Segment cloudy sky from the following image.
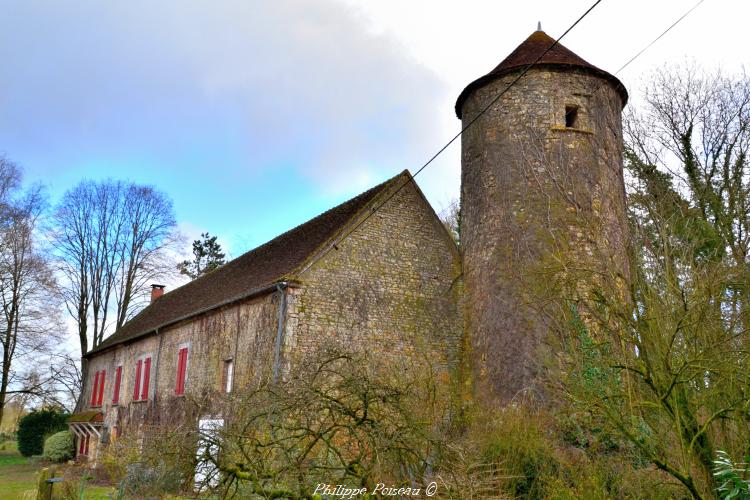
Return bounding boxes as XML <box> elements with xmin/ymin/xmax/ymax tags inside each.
<box><xmin>0</xmin><ymin>0</ymin><xmax>746</xmax><ymax>259</ymax></box>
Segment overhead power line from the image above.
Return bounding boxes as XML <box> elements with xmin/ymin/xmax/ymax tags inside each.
<box><xmin>299</xmin><ymin>0</ymin><xmax>603</xmax><ymax>274</ymax></box>
<box><xmin>611</xmin><ymin>0</ymin><xmax>705</xmax><ymax>77</ymax></box>
<box><xmin>301</xmin><ymin>0</ymin><xmax>706</xmax><ymax>273</ymax></box>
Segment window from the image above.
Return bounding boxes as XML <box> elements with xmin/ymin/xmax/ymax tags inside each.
<box><xmin>112</xmin><ymin>366</ymin><xmax>122</xmax><ymax>404</ymax></box>
<box><xmin>175</xmin><ymin>346</ymin><xmax>189</xmax><ymax>396</ymax></box>
<box><xmin>133</xmin><ymin>356</ymin><xmax>152</xmax><ymax>401</ymax></box>
<box><xmin>565</xmin><ymin>105</ymin><xmax>579</xmax><ymax>128</ymax></box>
<box><xmin>90</xmin><ymin>371</ymin><xmax>99</xmax><ymax>406</ymax></box>
<box><xmin>196</xmin><ymin>418</ymin><xmax>224</xmax><ymax>488</ymax></box>
<box><xmin>222</xmin><ymin>359</ymin><xmax>234</xmax><ymax>393</ymax></box>
<box><xmin>90</xmin><ymin>369</ymin><xmax>105</xmax><ymax>407</ymax></box>
<box><xmin>97</xmin><ymin>370</ymin><xmax>105</xmax><ymax>406</ymax></box>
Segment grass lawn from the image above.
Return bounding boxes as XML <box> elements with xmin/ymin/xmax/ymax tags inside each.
<box><xmin>0</xmin><ymin>441</ymin><xmax>115</xmax><ymax>500</ymax></box>
<box><xmin>0</xmin><ymin>452</ymin><xmax>38</xmax><ymax>499</ymax></box>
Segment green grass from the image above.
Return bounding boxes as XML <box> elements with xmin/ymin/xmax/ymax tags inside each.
<box><xmin>0</xmin><ymin>441</ymin><xmax>114</xmax><ymax>499</ymax></box>
<box><xmin>0</xmin><ymin>449</ymin><xmax>38</xmax><ymax>500</ymax></box>
<box><xmin>0</xmin><ymin>439</ymin><xmax>18</xmax><ymax>452</ymax></box>
<box><xmin>0</xmin><ymin>453</ymin><xmax>28</xmax><ymax>466</ymax></box>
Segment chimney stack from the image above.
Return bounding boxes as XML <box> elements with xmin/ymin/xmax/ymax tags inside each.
<box><xmin>150</xmin><ymin>284</ymin><xmax>165</xmax><ymax>303</ymax></box>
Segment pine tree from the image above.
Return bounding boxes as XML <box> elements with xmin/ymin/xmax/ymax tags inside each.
<box><xmin>178</xmin><ymin>232</ymin><xmax>226</xmax><ymax>280</ymax></box>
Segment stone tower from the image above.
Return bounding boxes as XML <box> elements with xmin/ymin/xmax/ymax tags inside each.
<box><xmin>456</xmin><ymin>29</ymin><xmax>629</xmax><ymax>402</ymax></box>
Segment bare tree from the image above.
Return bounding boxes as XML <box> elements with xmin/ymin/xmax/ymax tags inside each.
<box><xmin>115</xmin><ymin>184</ymin><xmax>181</xmax><ymax>328</ymax></box>
<box><xmin>625</xmin><ymin>63</ymin><xmax>750</xmax><ymax>330</ymax></box>
<box><xmin>0</xmin><ymin>159</ymin><xmax>61</xmax><ymax>425</ymax></box>
<box><xmin>51</xmin><ymin>180</ymin><xmax>179</xmax><ymax>362</ymax></box>
<box><xmin>47</xmin><ymin>352</ymin><xmax>83</xmax><ymax>412</ymax></box>
<box><xmin>438</xmin><ymin>199</ymin><xmax>461</xmax><ymax>246</ymax></box>
<box><xmin>0</xmin><ymin>156</ymin><xmax>21</xmax><ymax>218</ymax></box>
<box><xmin>538</xmin><ymin>64</ymin><xmax>750</xmax><ymax>500</ymax></box>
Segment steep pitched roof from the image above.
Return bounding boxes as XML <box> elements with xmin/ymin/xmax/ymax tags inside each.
<box><xmin>455</xmin><ymin>30</ymin><xmax>628</xmax><ymax>118</ymax></box>
<box><xmin>86</xmin><ymin>170</ymin><xmax>410</xmax><ymax>357</ymax></box>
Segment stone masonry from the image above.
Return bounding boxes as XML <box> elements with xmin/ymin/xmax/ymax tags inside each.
<box><xmin>74</xmin><ymin>28</ymin><xmax>631</xmax><ymax>460</ymax></box>
<box><xmin>458</xmin><ymin>36</ymin><xmax>629</xmax><ymax>402</ymax></box>
<box><xmin>75</xmin><ymin>171</ymin><xmax>463</xmax><ymax>461</ymax></box>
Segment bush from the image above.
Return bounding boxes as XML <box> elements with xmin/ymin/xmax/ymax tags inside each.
<box><xmin>124</xmin><ymin>461</ymin><xmax>184</xmax><ymax>497</ymax></box>
<box><xmin>17</xmin><ymin>409</ymin><xmax>69</xmax><ymax>456</ymax></box>
<box><xmin>43</xmin><ymin>430</ymin><xmax>74</xmax><ymax>462</ymax></box>
<box><xmin>99</xmin><ymin>425</ymin><xmax>193</xmax><ymax>497</ymax></box>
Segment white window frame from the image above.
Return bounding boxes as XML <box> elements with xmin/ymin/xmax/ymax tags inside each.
<box><xmin>224</xmin><ymin>359</ymin><xmax>234</xmax><ymax>394</ymax></box>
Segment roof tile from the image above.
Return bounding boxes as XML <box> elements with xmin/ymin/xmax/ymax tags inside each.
<box><xmin>455</xmin><ymin>30</ymin><xmax>627</xmax><ymax>118</ymax></box>
<box><xmin>86</xmin><ymin>170</ymin><xmax>409</xmax><ymax>357</ymax></box>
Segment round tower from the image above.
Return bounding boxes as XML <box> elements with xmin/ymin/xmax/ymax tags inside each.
<box><xmin>457</xmin><ymin>29</ymin><xmax>629</xmax><ymax>402</ymax></box>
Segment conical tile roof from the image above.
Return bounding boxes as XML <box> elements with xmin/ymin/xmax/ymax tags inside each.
<box><xmin>455</xmin><ymin>30</ymin><xmax>627</xmax><ymax>118</ymax></box>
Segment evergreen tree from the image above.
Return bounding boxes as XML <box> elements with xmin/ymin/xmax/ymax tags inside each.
<box><xmin>178</xmin><ymin>232</ymin><xmax>226</xmax><ymax>280</ymax></box>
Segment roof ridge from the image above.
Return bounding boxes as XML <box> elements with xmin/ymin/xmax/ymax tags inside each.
<box><xmin>86</xmin><ymin>169</ymin><xmax>408</xmax><ymax>357</ymax></box>
<box><xmin>291</xmin><ymin>169</ymin><xmax>411</xmax><ymax>278</ymax></box>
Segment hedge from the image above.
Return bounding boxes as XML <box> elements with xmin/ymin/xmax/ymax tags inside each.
<box><xmin>17</xmin><ymin>409</ymin><xmax>69</xmax><ymax>457</ymax></box>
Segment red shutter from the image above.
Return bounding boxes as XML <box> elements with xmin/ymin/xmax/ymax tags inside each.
<box><xmin>90</xmin><ymin>371</ymin><xmax>99</xmax><ymax>406</ymax></box>
<box><xmin>84</xmin><ymin>434</ymin><xmax>90</xmax><ymax>456</ymax></box>
<box><xmin>141</xmin><ymin>357</ymin><xmax>151</xmax><ymax>400</ymax></box>
<box><xmin>79</xmin><ymin>434</ymin><xmax>86</xmax><ymax>455</ymax></box>
<box><xmin>133</xmin><ymin>359</ymin><xmax>142</xmax><ymax>401</ymax></box>
<box><xmin>97</xmin><ymin>370</ymin><xmax>106</xmax><ymax>406</ymax></box>
<box><xmin>176</xmin><ymin>347</ymin><xmax>188</xmax><ymax>395</ymax></box>
<box><xmin>113</xmin><ymin>366</ymin><xmax>122</xmax><ymax>404</ymax></box>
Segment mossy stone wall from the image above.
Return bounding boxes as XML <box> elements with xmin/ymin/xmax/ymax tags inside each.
<box><xmin>460</xmin><ymin>67</ymin><xmax>629</xmax><ymax>401</ymax></box>
<box><xmin>284</xmin><ymin>179</ymin><xmax>464</xmax><ymax>376</ymax></box>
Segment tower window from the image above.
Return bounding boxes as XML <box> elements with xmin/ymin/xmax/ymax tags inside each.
<box><xmin>222</xmin><ymin>359</ymin><xmax>234</xmax><ymax>393</ymax></box>
<box><xmin>565</xmin><ymin>106</ymin><xmax>579</xmax><ymax>128</ymax></box>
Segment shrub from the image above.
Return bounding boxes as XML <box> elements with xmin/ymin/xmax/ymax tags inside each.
<box><xmin>98</xmin><ymin>425</ymin><xmax>194</xmax><ymax>497</ymax></box>
<box><xmin>43</xmin><ymin>430</ymin><xmax>74</xmax><ymax>462</ymax></box>
<box><xmin>17</xmin><ymin>409</ymin><xmax>69</xmax><ymax>456</ymax></box>
<box><xmin>124</xmin><ymin>461</ymin><xmax>183</xmax><ymax>497</ymax></box>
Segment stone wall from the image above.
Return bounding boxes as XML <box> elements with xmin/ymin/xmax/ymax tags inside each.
<box><xmin>81</xmin><ymin>292</ymin><xmax>278</xmax><ymax>436</ymax></box>
<box><xmin>283</xmin><ymin>178</ymin><xmax>464</xmax><ymax>379</ymax></box>
<box><xmin>459</xmin><ymin>67</ymin><xmax>629</xmax><ymax>401</ymax></box>
<box><xmin>80</xmin><ymin>174</ymin><xmax>464</xmax><ymax>451</ymax></box>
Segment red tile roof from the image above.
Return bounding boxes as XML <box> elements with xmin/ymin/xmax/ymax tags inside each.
<box><xmin>455</xmin><ymin>30</ymin><xmax>628</xmax><ymax>118</ymax></box>
<box><xmin>86</xmin><ymin>170</ymin><xmax>410</xmax><ymax>357</ymax></box>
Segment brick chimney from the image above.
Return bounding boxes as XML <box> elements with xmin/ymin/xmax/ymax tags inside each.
<box><xmin>150</xmin><ymin>284</ymin><xmax>165</xmax><ymax>303</ymax></box>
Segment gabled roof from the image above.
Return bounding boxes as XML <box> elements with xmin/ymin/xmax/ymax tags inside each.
<box><xmin>86</xmin><ymin>170</ymin><xmax>411</xmax><ymax>358</ymax></box>
<box><xmin>455</xmin><ymin>29</ymin><xmax>628</xmax><ymax>119</ymax></box>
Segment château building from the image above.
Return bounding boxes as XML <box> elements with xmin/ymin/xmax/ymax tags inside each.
<box><xmin>70</xmin><ymin>28</ymin><xmax>628</xmax><ymax>463</ymax></box>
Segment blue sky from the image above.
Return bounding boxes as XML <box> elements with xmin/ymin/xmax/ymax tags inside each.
<box><xmin>0</xmin><ymin>0</ymin><xmax>447</xmax><ymax>257</ymax></box>
<box><xmin>0</xmin><ymin>0</ymin><xmax>745</xmax><ymax>259</ymax></box>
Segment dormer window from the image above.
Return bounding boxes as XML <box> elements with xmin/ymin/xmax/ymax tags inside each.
<box><xmin>565</xmin><ymin>105</ymin><xmax>579</xmax><ymax>128</ymax></box>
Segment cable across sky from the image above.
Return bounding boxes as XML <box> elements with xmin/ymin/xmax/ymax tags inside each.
<box><xmin>301</xmin><ymin>0</ymin><xmax>707</xmax><ymax>272</ymax></box>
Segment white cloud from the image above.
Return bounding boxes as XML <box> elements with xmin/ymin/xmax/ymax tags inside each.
<box><xmin>0</xmin><ymin>0</ymin><xmax>450</xmax><ymax>199</ymax></box>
